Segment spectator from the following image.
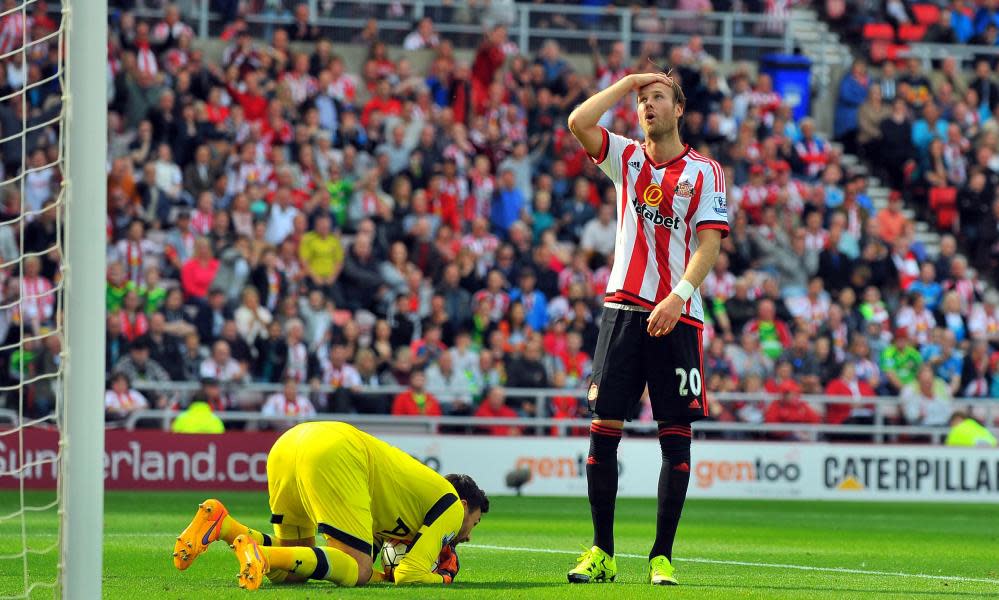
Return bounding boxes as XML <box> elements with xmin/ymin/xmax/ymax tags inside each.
<box><xmin>763</xmin><ymin>380</ymin><xmax>821</xmax><ymax>441</ymax></box>
<box><xmin>262</xmin><ymin>377</ymin><xmax>317</xmax><ymax>426</ymax></box>
<box><xmin>491</xmin><ymin>167</ymin><xmax>526</xmax><ymax>237</ymax></box>
<box><xmin>425</xmin><ymin>350</ymin><xmax>474</xmax><ymax>415</ymax></box>
<box><xmin>403</xmin><ymin>17</ymin><xmax>439</xmax><ymax>51</ymax></box>
<box><xmin>200</xmin><ymin>339</ymin><xmax>247</xmax><ymax>389</ymax></box>
<box><xmin>580</xmin><ymin>202</ymin><xmax>615</xmax><ymax>258</ymax></box>
<box><xmin>146</xmin><ymin>312</ymin><xmax>184</xmax><ymax>380</ymax></box>
<box><xmin>234</xmin><ymin>287</ymin><xmax>273</xmax><ymax>346</ymax></box>
<box><xmin>824</xmin><ymin>362</ymin><xmax>875</xmax><ymax>426</ymax></box>
<box><xmin>743</xmin><ymin>299</ymin><xmax>793</xmax><ymax>360</ymax></box>
<box><xmin>391</xmin><ymin>368</ymin><xmax>442</xmax><ymax>416</ymax></box>
<box><xmin>171</xmin><ymin>398</ymin><xmax>225</xmax><ymax>434</ymax></box>
<box><xmin>834</xmin><ymin>60</ymin><xmax>870</xmax><ymax>155</ymax></box>
<box><xmin>901</xmin><ymin>364</ymin><xmax>952</xmax><ymax>426</ymax></box>
<box><xmin>945</xmin><ymin>412</ymin><xmax>997</xmax><ymax>447</ymax></box>
<box><xmin>474</xmin><ymin>386</ymin><xmax>520</xmax><ymax>435</ymax></box>
<box><xmin>112</xmin><ymin>336</ymin><xmax>171</xmax><ymax>405</ymax></box>
<box><xmin>780</xmin><ymin>330</ymin><xmax>821</xmax><ymax>392</ymax></box>
<box><xmin>727</xmin><ymin>330</ymin><xmax>774</xmax><ymax>380</ymax></box>
<box><xmin>856</xmin><ymin>85</ymin><xmax>888</xmax><ymax>160</ymax></box>
<box><xmin>299</xmin><ymin>213</ymin><xmax>344</xmax><ymax>298</ymax></box>
<box><xmin>180</xmin><ymin>238</ymin><xmax>220</xmax><ymax>301</ymax></box>
<box><xmin>194</xmin><ymin>289</ymin><xmax>232</xmax><ymax>344</ymax></box>
<box><xmin>879</xmin><ymin>329</ymin><xmax>923</xmax><ymax>394</ymax></box>
<box><xmin>105</xmin><ymin>372</ymin><xmax>148</xmax><ymax>423</ymax></box>
<box><xmin>960</xmin><ymin>340</ymin><xmax>994</xmax><ymax>397</ymax></box>
<box><xmin>968</xmin><ymin>290</ymin><xmax>999</xmax><ymax>343</ymax></box>
<box><xmin>876</xmin><ymin>191</ymin><xmax>907</xmax><ymax>244</ymax></box>
<box><xmin>509</xmin><ymin>269</ymin><xmax>548</xmax><ymax>332</ymax></box>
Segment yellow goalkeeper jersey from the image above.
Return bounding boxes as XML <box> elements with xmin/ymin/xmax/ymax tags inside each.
<box><xmin>267</xmin><ymin>421</ymin><xmax>462</xmax><ymax>584</ymax></box>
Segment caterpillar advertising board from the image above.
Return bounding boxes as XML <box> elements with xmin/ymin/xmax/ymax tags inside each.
<box><xmin>1</xmin><ymin>428</ymin><xmax>997</xmax><ymax>502</ymax></box>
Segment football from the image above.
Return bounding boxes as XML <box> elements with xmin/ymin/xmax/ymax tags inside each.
<box><xmin>381</xmin><ymin>539</ymin><xmax>410</xmax><ymax>570</ymax></box>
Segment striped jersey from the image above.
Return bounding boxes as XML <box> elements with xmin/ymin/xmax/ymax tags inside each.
<box><xmin>591</xmin><ymin>127</ymin><xmax>730</xmax><ymax>322</ymax></box>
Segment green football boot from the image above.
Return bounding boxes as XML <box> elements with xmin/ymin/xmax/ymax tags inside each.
<box><xmin>567</xmin><ymin>545</ymin><xmax>617</xmax><ymax>583</ymax></box>
<box><xmin>648</xmin><ymin>555</ymin><xmax>679</xmax><ymax>585</ymax></box>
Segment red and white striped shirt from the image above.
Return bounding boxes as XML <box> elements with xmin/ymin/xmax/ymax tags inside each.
<box><xmin>0</xmin><ymin>11</ymin><xmax>25</xmax><ymax>55</ymax></box>
<box><xmin>591</xmin><ymin>128</ymin><xmax>730</xmax><ymax>322</ymax></box>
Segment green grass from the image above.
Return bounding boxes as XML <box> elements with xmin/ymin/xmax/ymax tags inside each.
<box><xmin>1</xmin><ymin>490</ymin><xmax>998</xmax><ymax>599</ymax></box>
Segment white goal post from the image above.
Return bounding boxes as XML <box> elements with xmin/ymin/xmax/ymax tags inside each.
<box><xmin>61</xmin><ymin>0</ymin><xmax>106</xmax><ymax>598</ymax></box>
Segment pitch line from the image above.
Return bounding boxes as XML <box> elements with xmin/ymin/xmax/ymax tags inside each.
<box><xmin>465</xmin><ymin>543</ymin><xmax>999</xmax><ymax>586</ymax></box>
<box><xmin>8</xmin><ymin>533</ymin><xmax>997</xmax><ymax>586</ymax></box>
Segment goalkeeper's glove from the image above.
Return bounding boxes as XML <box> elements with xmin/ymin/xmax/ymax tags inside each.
<box><xmin>434</xmin><ymin>543</ymin><xmax>460</xmax><ymax>584</ymax></box>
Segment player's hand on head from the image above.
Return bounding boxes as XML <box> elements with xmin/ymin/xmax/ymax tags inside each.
<box><xmin>629</xmin><ymin>72</ymin><xmax>672</xmax><ymax>91</ymax></box>
<box><xmin>434</xmin><ymin>543</ymin><xmax>460</xmax><ymax>584</ymax></box>
<box><xmin>647</xmin><ymin>295</ymin><xmax>684</xmax><ymax>337</ymax></box>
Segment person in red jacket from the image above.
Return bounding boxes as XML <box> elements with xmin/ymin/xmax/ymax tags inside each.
<box><xmin>361</xmin><ymin>78</ymin><xmax>402</xmax><ymax>128</ymax></box>
<box><xmin>764</xmin><ymin>380</ymin><xmax>820</xmax><ymax>440</ymax></box>
<box><xmin>390</xmin><ymin>368</ymin><xmax>442</xmax><ymax>416</ymax></box>
<box><xmin>471</xmin><ymin>26</ymin><xmax>507</xmax><ymax>114</ymax></box>
<box><xmin>474</xmin><ymin>386</ymin><xmax>520</xmax><ymax>436</ymax></box>
<box><xmin>180</xmin><ymin>237</ymin><xmax>220</xmax><ymax>301</ymax></box>
<box><xmin>225</xmin><ymin>69</ymin><xmax>268</xmax><ymax>122</ymax></box>
<box><xmin>823</xmin><ymin>362</ymin><xmax>875</xmax><ymax>425</ymax></box>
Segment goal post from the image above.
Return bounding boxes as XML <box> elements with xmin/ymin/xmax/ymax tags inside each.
<box><xmin>61</xmin><ymin>0</ymin><xmax>107</xmax><ymax>597</ymax></box>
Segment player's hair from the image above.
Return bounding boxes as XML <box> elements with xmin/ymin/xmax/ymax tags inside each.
<box><xmin>648</xmin><ymin>59</ymin><xmax>686</xmax><ymax>109</ymax></box>
<box><xmin>446</xmin><ymin>473</ymin><xmax>490</xmax><ymax>513</ymax></box>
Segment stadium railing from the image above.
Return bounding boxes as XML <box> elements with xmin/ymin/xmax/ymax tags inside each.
<box><xmin>0</xmin><ymin>408</ymin><xmax>18</xmax><ymax>426</ymax></box>
<box><xmin>901</xmin><ymin>42</ymin><xmax>999</xmax><ymax>68</ymax></box>
<box><xmin>121</xmin><ymin>381</ymin><xmax>997</xmax><ymax>444</ymax></box>
<box><xmin>121</xmin><ymin>0</ymin><xmax>810</xmax><ymax>65</ymax></box>
<box><xmin>118</xmin><ymin>408</ymin><xmax>961</xmax><ymax>444</ymax></box>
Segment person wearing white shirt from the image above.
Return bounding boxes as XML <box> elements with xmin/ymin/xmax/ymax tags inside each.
<box><xmin>901</xmin><ymin>364</ymin><xmax>953</xmax><ymax>426</ymax></box>
<box><xmin>105</xmin><ymin>372</ymin><xmax>149</xmax><ymax>422</ymax></box>
<box><xmin>425</xmin><ymin>351</ymin><xmax>474</xmax><ymax>415</ymax></box>
<box><xmin>580</xmin><ymin>203</ymin><xmax>616</xmax><ymax>258</ymax></box>
<box><xmin>402</xmin><ymin>18</ymin><xmax>440</xmax><ymax>50</ymax></box>
<box><xmin>265</xmin><ymin>187</ymin><xmax>300</xmax><ymax>245</ymax></box>
<box><xmin>262</xmin><ymin>378</ymin><xmax>317</xmax><ymax>428</ymax></box>
<box><xmin>154</xmin><ymin>143</ymin><xmax>184</xmax><ymax>201</ymax></box>
<box><xmin>234</xmin><ymin>287</ymin><xmax>273</xmax><ymax>346</ymax></box>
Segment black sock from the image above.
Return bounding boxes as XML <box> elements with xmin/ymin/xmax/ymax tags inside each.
<box><xmin>586</xmin><ymin>422</ymin><xmax>622</xmax><ymax>556</ymax></box>
<box><xmin>650</xmin><ymin>423</ymin><xmax>692</xmax><ymax>561</ymax></box>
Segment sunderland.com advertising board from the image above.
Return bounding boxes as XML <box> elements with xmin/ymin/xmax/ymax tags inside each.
<box><xmin>1</xmin><ymin>428</ymin><xmax>997</xmax><ymax>501</ymax></box>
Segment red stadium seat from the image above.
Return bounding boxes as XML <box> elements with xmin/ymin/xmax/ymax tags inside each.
<box><xmin>862</xmin><ymin>23</ymin><xmax>896</xmax><ymax>41</ymax></box>
<box><xmin>929</xmin><ymin>187</ymin><xmax>958</xmax><ymax>231</ymax></box>
<box><xmin>897</xmin><ymin>24</ymin><xmax>927</xmax><ymax>42</ymax></box>
<box><xmin>911</xmin><ymin>3</ymin><xmax>941</xmax><ymax>26</ymax></box>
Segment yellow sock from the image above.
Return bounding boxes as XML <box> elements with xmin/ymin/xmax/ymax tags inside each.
<box><xmin>260</xmin><ymin>546</ymin><xmax>358</xmax><ymax>586</ymax></box>
<box><xmin>219</xmin><ymin>515</ymin><xmax>270</xmax><ymax>546</ymax></box>
<box><xmin>260</xmin><ymin>546</ymin><xmax>317</xmax><ymax>577</ymax></box>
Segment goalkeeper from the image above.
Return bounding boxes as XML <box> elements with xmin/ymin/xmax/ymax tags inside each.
<box><xmin>172</xmin><ymin>421</ymin><xmax>488</xmax><ymax>589</ymax></box>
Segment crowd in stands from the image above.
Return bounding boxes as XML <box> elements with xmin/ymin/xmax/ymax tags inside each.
<box><xmin>1</xmin><ymin>2</ymin><xmax>996</xmax><ymax>437</ymax></box>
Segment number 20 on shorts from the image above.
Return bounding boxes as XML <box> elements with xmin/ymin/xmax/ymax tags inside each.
<box><xmin>675</xmin><ymin>368</ymin><xmax>702</xmax><ymax>397</ymax></box>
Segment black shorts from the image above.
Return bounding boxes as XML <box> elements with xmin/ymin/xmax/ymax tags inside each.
<box><xmin>587</xmin><ymin>306</ymin><xmax>708</xmax><ymax>423</ymax></box>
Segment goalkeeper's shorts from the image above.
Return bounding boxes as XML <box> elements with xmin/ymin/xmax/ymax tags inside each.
<box><xmin>266</xmin><ymin>422</ymin><xmax>374</xmax><ymax>556</ymax></box>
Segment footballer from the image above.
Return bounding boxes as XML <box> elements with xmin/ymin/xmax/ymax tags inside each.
<box><xmin>565</xmin><ymin>65</ymin><xmax>729</xmax><ymax>585</ymax></box>
<box><xmin>172</xmin><ymin>421</ymin><xmax>488</xmax><ymax>589</ymax></box>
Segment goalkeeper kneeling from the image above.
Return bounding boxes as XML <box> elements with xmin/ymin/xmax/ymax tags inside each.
<box><xmin>172</xmin><ymin>422</ymin><xmax>487</xmax><ymax>589</ymax></box>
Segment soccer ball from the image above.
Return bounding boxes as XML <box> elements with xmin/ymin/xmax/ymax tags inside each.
<box><xmin>381</xmin><ymin>539</ymin><xmax>409</xmax><ymax>570</ymax></box>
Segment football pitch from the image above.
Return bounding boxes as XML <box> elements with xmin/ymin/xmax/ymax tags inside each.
<box><xmin>1</xmin><ymin>491</ymin><xmax>997</xmax><ymax>599</ymax></box>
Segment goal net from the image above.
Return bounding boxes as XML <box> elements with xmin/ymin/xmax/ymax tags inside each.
<box><xmin>0</xmin><ymin>0</ymin><xmax>106</xmax><ymax>598</ymax></box>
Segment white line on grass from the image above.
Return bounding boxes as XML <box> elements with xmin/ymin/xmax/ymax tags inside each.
<box><xmin>465</xmin><ymin>543</ymin><xmax>999</xmax><ymax>586</ymax></box>
<box><xmin>7</xmin><ymin>533</ymin><xmax>997</xmax><ymax>586</ymax></box>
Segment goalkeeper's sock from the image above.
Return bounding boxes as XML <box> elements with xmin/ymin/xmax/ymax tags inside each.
<box><xmin>220</xmin><ymin>515</ymin><xmax>272</xmax><ymax>546</ymax></box>
<box><xmin>586</xmin><ymin>422</ymin><xmax>622</xmax><ymax>556</ymax></box>
<box><xmin>650</xmin><ymin>423</ymin><xmax>692</xmax><ymax>560</ymax></box>
<box><xmin>261</xmin><ymin>546</ymin><xmax>359</xmax><ymax>587</ymax></box>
